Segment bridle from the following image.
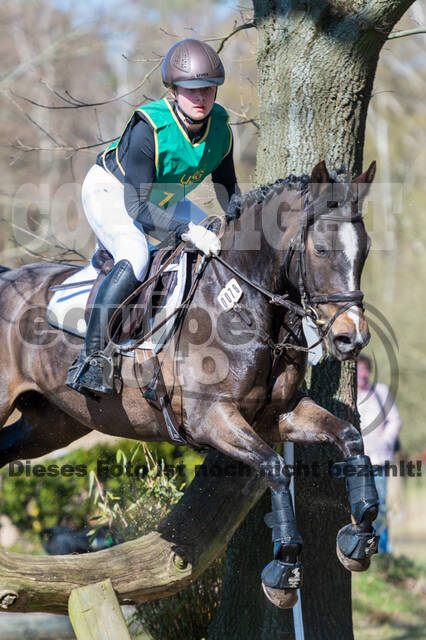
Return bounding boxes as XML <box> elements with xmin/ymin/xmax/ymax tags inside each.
<box><xmin>279</xmin><ymin>184</ymin><xmax>365</xmax><ymax>338</ymax></box>
<box><xmin>214</xmin><ymin>182</ymin><xmax>366</xmax><ymax>351</ymax></box>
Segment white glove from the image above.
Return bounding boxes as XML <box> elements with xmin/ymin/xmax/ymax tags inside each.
<box><xmin>181</xmin><ymin>222</ymin><xmax>221</xmax><ymax>257</ymax></box>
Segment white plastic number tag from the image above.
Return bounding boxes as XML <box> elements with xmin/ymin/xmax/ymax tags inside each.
<box><xmin>302</xmin><ymin>317</ymin><xmax>323</xmax><ymax>366</ymax></box>
<box><xmin>217</xmin><ymin>278</ymin><xmax>243</xmax><ymax>311</ymax></box>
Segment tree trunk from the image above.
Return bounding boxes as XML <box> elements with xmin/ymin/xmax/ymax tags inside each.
<box><xmin>208</xmin><ymin>493</ymin><xmax>294</xmax><ymax>640</ymax></box>
<box><xmin>209</xmin><ymin>1</ymin><xmax>414</xmax><ymax>639</ymax></box>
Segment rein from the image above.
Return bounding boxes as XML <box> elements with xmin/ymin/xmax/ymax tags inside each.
<box><xmin>102</xmin><ymin>188</ymin><xmax>365</xmax><ymax>359</ymax></box>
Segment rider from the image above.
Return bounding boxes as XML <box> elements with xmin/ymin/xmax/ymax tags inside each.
<box><xmin>66</xmin><ymin>38</ymin><xmax>239</xmax><ymax>398</ymax></box>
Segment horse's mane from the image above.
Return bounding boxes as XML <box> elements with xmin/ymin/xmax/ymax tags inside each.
<box><xmin>227</xmin><ymin>168</ymin><xmax>346</xmax><ymax>219</ymax></box>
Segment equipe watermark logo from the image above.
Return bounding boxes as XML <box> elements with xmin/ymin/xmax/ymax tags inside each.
<box><xmin>2</xmin><ymin>178</ymin><xmax>402</xmax><ymax>422</ymax></box>
<box><xmin>358</xmin><ymin>302</ymin><xmax>400</xmax><ymax>436</ymax></box>
<box><xmin>13</xmin><ymin>297</ymin><xmax>401</xmax><ymax>419</ymax></box>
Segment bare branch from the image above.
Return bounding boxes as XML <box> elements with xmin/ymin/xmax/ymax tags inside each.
<box><xmin>387</xmin><ymin>27</ymin><xmax>426</xmax><ymax>39</ymax></box>
<box><xmin>159</xmin><ymin>22</ymin><xmax>256</xmax><ymax>54</ymax></box>
<box><xmin>4</xmin><ymin>92</ymin><xmax>63</xmax><ymax>146</ymax></box>
<box><xmin>122</xmin><ymin>54</ymin><xmax>165</xmax><ymax>63</ymax></box>
<box><xmin>41</xmin><ymin>80</ymin><xmax>79</xmax><ymax>105</ymax></box>
<box><xmin>9</xmin><ymin>221</ymin><xmax>88</xmax><ymax>263</ymax></box>
<box><xmin>159</xmin><ymin>27</ymin><xmax>196</xmax><ymax>39</ymax></box>
<box><xmin>230</xmin><ymin>119</ymin><xmax>259</xmax><ymax>129</ymax></box>
<box><xmin>208</xmin><ymin>22</ymin><xmax>256</xmax><ymax>54</ymax></box>
<box><xmin>227</xmin><ymin>106</ymin><xmax>259</xmax><ymax>130</ymax></box>
<box><xmin>10</xmin><ymin>138</ymin><xmax>116</xmax><ymax>153</ymax></box>
<box><xmin>93</xmin><ymin>108</ymin><xmax>103</xmax><ymax>142</ymax></box>
<box><xmin>6</xmin><ymin>61</ymin><xmax>162</xmax><ymax>111</ymax></box>
<box><xmin>0</xmin><ymin>30</ymin><xmax>95</xmax><ymax>90</ymax></box>
<box><xmin>19</xmin><ymin>245</ymin><xmax>86</xmax><ymax>264</ymax></box>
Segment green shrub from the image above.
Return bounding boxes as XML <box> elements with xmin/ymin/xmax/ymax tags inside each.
<box><xmin>88</xmin><ymin>444</ymin><xmax>224</xmax><ymax>640</ymax></box>
<box><xmin>0</xmin><ymin>439</ymin><xmax>202</xmax><ymax>540</ymax></box>
<box><xmin>1</xmin><ymin>439</ymin><xmax>223</xmax><ymax>639</ymax></box>
<box><xmin>373</xmin><ymin>553</ymin><xmax>425</xmax><ymax>585</ymax></box>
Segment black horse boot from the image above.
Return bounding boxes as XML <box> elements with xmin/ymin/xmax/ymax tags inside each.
<box><xmin>66</xmin><ymin>259</ymin><xmax>140</xmax><ymax>397</ymax></box>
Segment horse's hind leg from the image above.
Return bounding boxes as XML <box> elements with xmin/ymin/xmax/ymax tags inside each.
<box><xmin>0</xmin><ymin>391</ymin><xmax>90</xmax><ymax>468</ymax></box>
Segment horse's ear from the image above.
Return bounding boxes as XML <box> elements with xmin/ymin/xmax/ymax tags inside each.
<box><xmin>310</xmin><ymin>161</ymin><xmax>330</xmax><ymax>200</ymax></box>
<box><xmin>352</xmin><ymin>160</ymin><xmax>376</xmax><ymax>201</ymax></box>
<box><xmin>352</xmin><ymin>160</ymin><xmax>376</xmax><ymax>185</ymax></box>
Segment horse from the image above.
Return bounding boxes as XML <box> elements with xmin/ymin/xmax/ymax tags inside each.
<box><xmin>0</xmin><ymin>160</ymin><xmax>379</xmax><ymax>609</ymax></box>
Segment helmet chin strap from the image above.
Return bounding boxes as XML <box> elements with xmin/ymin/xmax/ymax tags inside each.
<box><xmin>174</xmin><ymin>100</ymin><xmax>209</xmax><ymax>125</ymax></box>
<box><xmin>172</xmin><ymin>86</ymin><xmax>217</xmax><ymax>126</ymax></box>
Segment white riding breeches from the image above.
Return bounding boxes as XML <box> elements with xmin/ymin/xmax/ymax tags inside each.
<box><xmin>81</xmin><ymin>164</ymin><xmax>207</xmax><ymax>281</ymax></box>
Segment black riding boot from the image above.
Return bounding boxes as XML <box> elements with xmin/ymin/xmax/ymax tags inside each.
<box><xmin>66</xmin><ymin>260</ymin><xmax>140</xmax><ymax>397</ymax></box>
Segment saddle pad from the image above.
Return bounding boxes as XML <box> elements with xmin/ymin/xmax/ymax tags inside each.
<box><xmin>47</xmin><ymin>253</ymin><xmax>188</xmax><ymax>353</ymax></box>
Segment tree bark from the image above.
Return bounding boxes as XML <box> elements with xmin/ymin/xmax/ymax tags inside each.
<box><xmin>254</xmin><ymin>0</ymin><xmax>414</xmax><ymax>177</ymax></box>
<box><xmin>209</xmin><ymin>1</ymin><xmax>415</xmax><ymax>639</ymax></box>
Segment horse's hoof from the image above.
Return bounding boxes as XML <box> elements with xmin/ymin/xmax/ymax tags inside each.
<box><xmin>262</xmin><ymin>581</ymin><xmax>298</xmax><ymax>609</ymax></box>
<box><xmin>336</xmin><ymin>539</ymin><xmax>371</xmax><ymax>572</ymax></box>
<box><xmin>336</xmin><ymin>523</ymin><xmax>378</xmax><ymax>572</ymax></box>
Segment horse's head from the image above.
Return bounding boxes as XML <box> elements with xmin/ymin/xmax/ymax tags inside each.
<box><xmin>221</xmin><ymin>161</ymin><xmax>374</xmax><ymax>361</ymax></box>
<box><xmin>283</xmin><ymin>160</ymin><xmax>375</xmax><ymax>361</ymax></box>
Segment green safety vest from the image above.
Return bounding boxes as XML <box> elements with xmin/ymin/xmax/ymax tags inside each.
<box><xmin>101</xmin><ymin>97</ymin><xmax>233</xmax><ymax>210</ymax></box>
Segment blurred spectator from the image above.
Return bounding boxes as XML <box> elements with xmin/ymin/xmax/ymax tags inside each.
<box><xmin>357</xmin><ymin>354</ymin><xmax>402</xmax><ymax>553</ymax></box>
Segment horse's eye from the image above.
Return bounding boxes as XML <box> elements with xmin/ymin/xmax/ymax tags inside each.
<box><xmin>314</xmin><ymin>244</ymin><xmax>329</xmax><ymax>256</ymax></box>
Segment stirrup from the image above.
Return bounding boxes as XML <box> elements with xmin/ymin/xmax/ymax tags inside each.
<box><xmin>77</xmin><ymin>351</ymin><xmax>115</xmax><ymax>398</ymax></box>
<box><xmin>66</xmin><ymin>350</ymin><xmax>114</xmax><ymax>398</ymax></box>
<box><xmin>66</xmin><ymin>353</ymin><xmax>88</xmax><ymax>391</ymax></box>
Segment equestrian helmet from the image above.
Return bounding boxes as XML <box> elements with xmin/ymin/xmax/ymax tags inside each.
<box><xmin>162</xmin><ymin>39</ymin><xmax>225</xmax><ymax>89</ymax></box>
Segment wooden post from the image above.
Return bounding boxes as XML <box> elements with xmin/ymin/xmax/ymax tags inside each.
<box><xmin>68</xmin><ymin>579</ymin><xmax>131</xmax><ymax>640</ymax></box>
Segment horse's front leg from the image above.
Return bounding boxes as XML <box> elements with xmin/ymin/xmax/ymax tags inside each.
<box><xmin>259</xmin><ymin>396</ymin><xmax>380</xmax><ymax>572</ymax></box>
<box><xmin>193</xmin><ymin>401</ymin><xmax>303</xmax><ymax>609</ymax></box>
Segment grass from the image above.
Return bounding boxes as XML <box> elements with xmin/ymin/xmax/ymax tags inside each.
<box><xmin>353</xmin><ymin>476</ymin><xmax>426</xmax><ymax>639</ymax></box>
<box><xmin>352</xmin><ymin>554</ymin><xmax>426</xmax><ymax>640</ymax></box>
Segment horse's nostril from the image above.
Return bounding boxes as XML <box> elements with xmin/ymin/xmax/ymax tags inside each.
<box><xmin>333</xmin><ymin>333</ymin><xmax>356</xmax><ymax>352</ymax></box>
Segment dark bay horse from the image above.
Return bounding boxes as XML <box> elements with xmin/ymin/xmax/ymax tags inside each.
<box><xmin>0</xmin><ymin>161</ymin><xmax>379</xmax><ymax>608</ymax></box>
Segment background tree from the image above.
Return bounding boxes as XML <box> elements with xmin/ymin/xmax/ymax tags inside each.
<box><xmin>209</xmin><ymin>2</ymin><xmax>420</xmax><ymax>639</ymax></box>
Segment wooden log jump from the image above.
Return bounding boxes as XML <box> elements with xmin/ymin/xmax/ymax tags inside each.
<box><xmin>0</xmin><ymin>451</ymin><xmax>266</xmax><ymax>615</ymax></box>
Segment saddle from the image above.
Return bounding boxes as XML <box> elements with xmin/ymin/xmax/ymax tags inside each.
<box><xmin>47</xmin><ymin>247</ymin><xmax>204</xmax><ymax>449</ymax></box>
<box><xmin>86</xmin><ymin>245</ymin><xmax>182</xmax><ymax>345</ymax></box>
<box><xmin>47</xmin><ymin>245</ymin><xmax>190</xmax><ymax>352</ymax></box>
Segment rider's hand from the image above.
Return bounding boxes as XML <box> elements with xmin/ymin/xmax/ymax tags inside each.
<box><xmin>181</xmin><ymin>222</ymin><xmax>221</xmax><ymax>257</ymax></box>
